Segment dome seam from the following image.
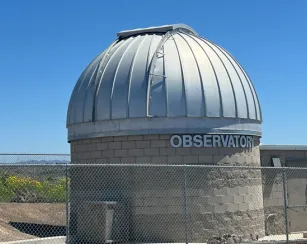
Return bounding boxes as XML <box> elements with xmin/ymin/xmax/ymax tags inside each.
<box><xmin>213</xmin><ymin>42</ymin><xmax>262</xmax><ymax>122</ymax></box>
<box><xmin>146</xmin><ymin>31</ymin><xmax>175</xmax><ymax>117</ymax></box>
<box><xmin>200</xmin><ymin>38</ymin><xmax>238</xmax><ymax>118</ymax></box>
<box><xmin>72</xmin><ymin>54</ymin><xmax>104</xmax><ymax>124</ymax></box>
<box><xmin>225</xmin><ymin>49</ymin><xmax>258</xmax><ymax>120</ymax></box>
<box><xmin>92</xmin><ymin>38</ymin><xmax>121</xmax><ymax>122</ymax></box>
<box><xmin>187</xmin><ymin>33</ymin><xmax>223</xmax><ymax>118</ymax></box>
<box><xmin>143</xmin><ymin>34</ymin><xmax>156</xmax><ymax>118</ymax></box>
<box><xmin>110</xmin><ymin>36</ymin><xmax>138</xmax><ymax>120</ymax></box>
<box><xmin>67</xmin><ymin>51</ymin><xmax>105</xmax><ymax>126</ymax></box>
<box><xmin>177</xmin><ymin>31</ymin><xmax>206</xmax><ymax>117</ymax></box>
<box><xmin>171</xmin><ymin>33</ymin><xmax>187</xmax><ymax>117</ymax></box>
<box><xmin>95</xmin><ymin>38</ymin><xmax>133</xmax><ymax>120</ymax></box>
<box><xmin>82</xmin><ymin>63</ymin><xmax>100</xmax><ymax>122</ymax></box>
<box><xmin>209</xmin><ymin>40</ymin><xmax>250</xmax><ymax>120</ymax></box>
<box><xmin>127</xmin><ymin>35</ymin><xmax>148</xmax><ymax>118</ymax></box>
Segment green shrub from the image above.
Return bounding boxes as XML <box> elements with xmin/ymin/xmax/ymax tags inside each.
<box><xmin>0</xmin><ymin>174</ymin><xmax>69</xmax><ymax>203</ymax></box>
<box><xmin>0</xmin><ymin>180</ymin><xmax>14</xmax><ymax>202</ymax></box>
<box><xmin>40</xmin><ymin>178</ymin><xmax>67</xmax><ymax>202</ymax></box>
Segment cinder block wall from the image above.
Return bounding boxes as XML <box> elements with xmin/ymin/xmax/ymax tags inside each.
<box><xmin>260</xmin><ymin>149</ymin><xmax>307</xmax><ymax>235</ymax></box>
<box><xmin>69</xmin><ymin>134</ymin><xmax>265</xmax><ymax>243</ymax></box>
<box><xmin>260</xmin><ymin>150</ymin><xmax>286</xmax><ymax>235</ymax></box>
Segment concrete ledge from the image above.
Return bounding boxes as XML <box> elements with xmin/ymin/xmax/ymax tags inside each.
<box><xmin>260</xmin><ymin>144</ymin><xmax>307</xmax><ymax>151</ymax></box>
<box><xmin>0</xmin><ymin>236</ymin><xmax>66</xmax><ymax>244</ymax></box>
<box><xmin>67</xmin><ymin>117</ymin><xmax>262</xmax><ymax>142</ymax></box>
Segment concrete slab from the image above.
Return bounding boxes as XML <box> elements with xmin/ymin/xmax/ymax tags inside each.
<box><xmin>1</xmin><ymin>233</ymin><xmax>307</xmax><ymax>244</ymax></box>
<box><xmin>0</xmin><ymin>236</ymin><xmax>66</xmax><ymax>244</ymax></box>
<box><xmin>259</xmin><ymin>232</ymin><xmax>306</xmax><ymax>242</ymax></box>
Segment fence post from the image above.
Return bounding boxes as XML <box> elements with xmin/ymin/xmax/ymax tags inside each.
<box><xmin>183</xmin><ymin>164</ymin><xmax>188</xmax><ymax>244</ymax></box>
<box><xmin>282</xmin><ymin>168</ymin><xmax>289</xmax><ymax>243</ymax></box>
<box><xmin>65</xmin><ymin>163</ymin><xmax>70</xmax><ymax>244</ymax></box>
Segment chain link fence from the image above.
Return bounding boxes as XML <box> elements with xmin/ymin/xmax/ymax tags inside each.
<box><xmin>1</xmin><ymin>154</ymin><xmax>307</xmax><ymax>243</ymax></box>
<box><xmin>0</xmin><ymin>154</ymin><xmax>69</xmax><ymax>243</ymax></box>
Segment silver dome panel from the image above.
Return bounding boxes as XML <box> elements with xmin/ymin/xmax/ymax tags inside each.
<box><xmin>67</xmin><ymin>24</ymin><xmax>262</xmax><ymax>141</ymax></box>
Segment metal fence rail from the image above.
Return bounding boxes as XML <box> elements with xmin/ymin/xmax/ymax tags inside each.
<box><xmin>1</xmin><ymin>155</ymin><xmax>307</xmax><ymax>243</ymax></box>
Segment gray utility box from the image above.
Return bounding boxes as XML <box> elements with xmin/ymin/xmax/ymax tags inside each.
<box><xmin>78</xmin><ymin>201</ymin><xmax>117</xmax><ymax>243</ymax></box>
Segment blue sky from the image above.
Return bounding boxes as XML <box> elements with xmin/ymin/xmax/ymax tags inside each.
<box><xmin>0</xmin><ymin>0</ymin><xmax>306</xmax><ymax>153</ymax></box>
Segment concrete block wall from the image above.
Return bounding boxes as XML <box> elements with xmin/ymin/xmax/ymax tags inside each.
<box><xmin>69</xmin><ymin>134</ymin><xmax>265</xmax><ymax>243</ymax></box>
<box><xmin>260</xmin><ymin>148</ymin><xmax>307</xmax><ymax>235</ymax></box>
<box><xmin>185</xmin><ymin>166</ymin><xmax>264</xmax><ymax>241</ymax></box>
<box><xmin>70</xmin><ymin>135</ymin><xmax>261</xmax><ymax>166</ymax></box>
<box><xmin>260</xmin><ymin>150</ymin><xmax>287</xmax><ymax>235</ymax></box>
<box><xmin>262</xmin><ymin>179</ymin><xmax>285</xmax><ymax>235</ymax></box>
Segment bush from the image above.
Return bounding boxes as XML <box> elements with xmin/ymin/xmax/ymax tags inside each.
<box><xmin>0</xmin><ymin>180</ymin><xmax>14</xmax><ymax>202</ymax></box>
<box><xmin>40</xmin><ymin>178</ymin><xmax>68</xmax><ymax>202</ymax></box>
<box><xmin>0</xmin><ymin>174</ymin><xmax>68</xmax><ymax>203</ymax></box>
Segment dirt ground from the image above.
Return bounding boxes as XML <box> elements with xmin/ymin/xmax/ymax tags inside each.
<box><xmin>0</xmin><ymin>203</ymin><xmax>66</xmax><ymax>242</ymax></box>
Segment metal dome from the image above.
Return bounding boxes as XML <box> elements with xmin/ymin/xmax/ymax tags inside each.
<box><xmin>67</xmin><ymin>24</ymin><xmax>262</xmax><ymax>141</ymax></box>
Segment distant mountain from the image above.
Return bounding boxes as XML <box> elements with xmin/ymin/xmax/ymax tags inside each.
<box><xmin>0</xmin><ymin>160</ymin><xmax>69</xmax><ymax>180</ymax></box>
<box><xmin>4</xmin><ymin>160</ymin><xmax>70</xmax><ymax>165</ymax></box>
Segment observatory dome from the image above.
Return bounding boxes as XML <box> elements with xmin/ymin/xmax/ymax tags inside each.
<box><xmin>67</xmin><ymin>24</ymin><xmax>262</xmax><ymax>142</ymax></box>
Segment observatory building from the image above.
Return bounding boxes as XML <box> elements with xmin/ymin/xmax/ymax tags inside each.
<box><xmin>67</xmin><ymin>24</ymin><xmax>265</xmax><ymax>243</ymax></box>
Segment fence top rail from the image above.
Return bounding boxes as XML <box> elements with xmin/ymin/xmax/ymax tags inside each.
<box><xmin>68</xmin><ymin>163</ymin><xmax>307</xmax><ymax>170</ymax></box>
<box><xmin>0</xmin><ymin>163</ymin><xmax>69</xmax><ymax>166</ymax></box>
<box><xmin>0</xmin><ymin>153</ymin><xmax>70</xmax><ymax>156</ymax></box>
<box><xmin>2</xmin><ymin>163</ymin><xmax>307</xmax><ymax>171</ymax></box>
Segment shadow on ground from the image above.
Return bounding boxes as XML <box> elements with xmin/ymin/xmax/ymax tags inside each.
<box><xmin>9</xmin><ymin>222</ymin><xmax>66</xmax><ymax>237</ymax></box>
